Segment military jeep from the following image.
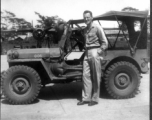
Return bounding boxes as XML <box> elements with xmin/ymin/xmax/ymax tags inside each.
<box><xmin>2</xmin><ymin>10</ymin><xmax>149</xmax><ymax>104</ymax></box>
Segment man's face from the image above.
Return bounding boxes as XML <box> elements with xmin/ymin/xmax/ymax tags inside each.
<box><xmin>83</xmin><ymin>13</ymin><xmax>93</xmax><ymax>25</ymax></box>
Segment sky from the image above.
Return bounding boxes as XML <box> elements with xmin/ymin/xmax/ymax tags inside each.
<box><xmin>1</xmin><ymin>0</ymin><xmax>150</xmax><ymax>27</ymax></box>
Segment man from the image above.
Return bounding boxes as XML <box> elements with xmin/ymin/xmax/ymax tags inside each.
<box><xmin>77</xmin><ymin>10</ymin><xmax>108</xmax><ymax>106</ymax></box>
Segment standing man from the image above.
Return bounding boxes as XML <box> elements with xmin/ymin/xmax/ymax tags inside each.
<box><xmin>77</xmin><ymin>10</ymin><xmax>108</xmax><ymax>106</ymax></box>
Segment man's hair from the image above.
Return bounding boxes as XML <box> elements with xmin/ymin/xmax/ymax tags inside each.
<box><xmin>83</xmin><ymin>10</ymin><xmax>93</xmax><ymax>17</ymax></box>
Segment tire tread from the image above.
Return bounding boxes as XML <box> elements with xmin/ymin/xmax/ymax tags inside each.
<box><xmin>104</xmin><ymin>61</ymin><xmax>140</xmax><ymax>99</ymax></box>
<box><xmin>2</xmin><ymin>65</ymin><xmax>41</xmax><ymax>104</ymax></box>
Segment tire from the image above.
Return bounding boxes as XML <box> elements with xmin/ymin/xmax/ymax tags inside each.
<box><xmin>2</xmin><ymin>65</ymin><xmax>41</xmax><ymax>104</ymax></box>
<box><xmin>104</xmin><ymin>61</ymin><xmax>141</xmax><ymax>99</ymax></box>
<box><xmin>1</xmin><ymin>71</ymin><xmax>6</xmax><ymax>98</ymax></box>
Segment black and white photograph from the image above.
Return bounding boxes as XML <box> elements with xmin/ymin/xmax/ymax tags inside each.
<box><xmin>1</xmin><ymin>0</ymin><xmax>150</xmax><ymax>120</ymax></box>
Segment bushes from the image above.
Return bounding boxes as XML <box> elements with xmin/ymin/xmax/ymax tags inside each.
<box><xmin>1</xmin><ymin>37</ymin><xmax>37</xmax><ymax>55</ymax></box>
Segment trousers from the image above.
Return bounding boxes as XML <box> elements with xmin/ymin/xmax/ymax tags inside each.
<box><xmin>82</xmin><ymin>48</ymin><xmax>103</xmax><ymax>102</ymax></box>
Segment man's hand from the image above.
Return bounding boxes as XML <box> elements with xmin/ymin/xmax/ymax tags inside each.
<box><xmin>97</xmin><ymin>48</ymin><xmax>103</xmax><ymax>55</ymax></box>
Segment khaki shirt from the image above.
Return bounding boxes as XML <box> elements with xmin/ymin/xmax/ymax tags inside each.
<box><xmin>84</xmin><ymin>23</ymin><xmax>108</xmax><ymax>50</ymax></box>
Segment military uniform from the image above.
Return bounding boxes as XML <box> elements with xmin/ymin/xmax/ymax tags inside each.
<box><xmin>82</xmin><ymin>22</ymin><xmax>108</xmax><ymax>103</ymax></box>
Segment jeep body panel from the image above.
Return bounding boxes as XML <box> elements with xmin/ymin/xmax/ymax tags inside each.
<box><xmin>104</xmin><ymin>49</ymin><xmax>149</xmax><ymax>73</ymax></box>
<box><xmin>7</xmin><ymin>58</ymin><xmax>54</xmax><ymax>79</ymax></box>
<box><xmin>7</xmin><ymin>48</ymin><xmax>62</xmax><ymax>59</ymax></box>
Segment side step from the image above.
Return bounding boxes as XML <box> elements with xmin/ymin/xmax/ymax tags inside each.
<box><xmin>62</xmin><ymin>73</ymin><xmax>82</xmax><ymax>78</ymax></box>
<box><xmin>52</xmin><ymin>72</ymin><xmax>82</xmax><ymax>80</ymax></box>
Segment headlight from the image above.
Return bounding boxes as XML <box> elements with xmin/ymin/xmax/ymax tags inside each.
<box><xmin>8</xmin><ymin>50</ymin><xmax>19</xmax><ymax>59</ymax></box>
<box><xmin>141</xmin><ymin>58</ymin><xmax>149</xmax><ymax>68</ymax></box>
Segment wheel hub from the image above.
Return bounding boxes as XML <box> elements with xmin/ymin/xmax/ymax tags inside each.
<box><xmin>11</xmin><ymin>77</ymin><xmax>30</xmax><ymax>94</ymax></box>
<box><xmin>115</xmin><ymin>73</ymin><xmax>131</xmax><ymax>89</ymax></box>
<box><xmin>119</xmin><ymin>76</ymin><xmax>127</xmax><ymax>85</ymax></box>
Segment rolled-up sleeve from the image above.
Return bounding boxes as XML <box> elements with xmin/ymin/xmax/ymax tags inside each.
<box><xmin>97</xmin><ymin>25</ymin><xmax>108</xmax><ymax>50</ymax></box>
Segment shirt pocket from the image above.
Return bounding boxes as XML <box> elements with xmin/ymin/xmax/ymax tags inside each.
<box><xmin>88</xmin><ymin>33</ymin><xmax>96</xmax><ymax>37</ymax></box>
<box><xmin>88</xmin><ymin>33</ymin><xmax>98</xmax><ymax>42</ymax></box>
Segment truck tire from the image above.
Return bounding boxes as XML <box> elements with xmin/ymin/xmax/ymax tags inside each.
<box><xmin>104</xmin><ymin>61</ymin><xmax>140</xmax><ymax>99</ymax></box>
<box><xmin>2</xmin><ymin>65</ymin><xmax>41</xmax><ymax>104</ymax></box>
<box><xmin>1</xmin><ymin>71</ymin><xmax>6</xmax><ymax>98</ymax></box>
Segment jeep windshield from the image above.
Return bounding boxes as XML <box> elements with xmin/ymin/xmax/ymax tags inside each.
<box><xmin>70</xmin><ymin>10</ymin><xmax>148</xmax><ymax>53</ymax></box>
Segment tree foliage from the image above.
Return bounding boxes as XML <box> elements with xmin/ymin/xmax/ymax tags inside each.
<box><xmin>1</xmin><ymin>10</ymin><xmax>32</xmax><ymax>30</ymax></box>
<box><xmin>1</xmin><ymin>10</ymin><xmax>32</xmax><ymax>41</ymax></box>
<box><xmin>35</xmin><ymin>12</ymin><xmax>55</xmax><ymax>29</ymax></box>
<box><xmin>122</xmin><ymin>7</ymin><xmax>139</xmax><ymax>11</ymax></box>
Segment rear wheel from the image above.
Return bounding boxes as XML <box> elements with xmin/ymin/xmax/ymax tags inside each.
<box><xmin>2</xmin><ymin>65</ymin><xmax>41</xmax><ymax>104</ymax></box>
<box><xmin>104</xmin><ymin>61</ymin><xmax>141</xmax><ymax>99</ymax></box>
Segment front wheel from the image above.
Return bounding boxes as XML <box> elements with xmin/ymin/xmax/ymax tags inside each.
<box><xmin>2</xmin><ymin>65</ymin><xmax>41</xmax><ymax>104</ymax></box>
<box><xmin>104</xmin><ymin>61</ymin><xmax>141</xmax><ymax>99</ymax></box>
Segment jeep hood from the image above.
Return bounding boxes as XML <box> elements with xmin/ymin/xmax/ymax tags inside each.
<box><xmin>7</xmin><ymin>48</ymin><xmax>62</xmax><ymax>59</ymax></box>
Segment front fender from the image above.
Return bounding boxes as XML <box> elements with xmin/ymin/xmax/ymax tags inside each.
<box><xmin>8</xmin><ymin>59</ymin><xmax>55</xmax><ymax>80</ymax></box>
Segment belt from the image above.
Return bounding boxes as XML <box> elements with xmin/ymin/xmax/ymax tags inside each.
<box><xmin>85</xmin><ymin>46</ymin><xmax>100</xmax><ymax>50</ymax></box>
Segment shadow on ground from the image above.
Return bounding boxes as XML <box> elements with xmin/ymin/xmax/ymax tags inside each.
<box><xmin>38</xmin><ymin>82</ymin><xmax>111</xmax><ymax>101</ymax></box>
<box><xmin>1</xmin><ymin>82</ymin><xmax>111</xmax><ymax>105</ymax></box>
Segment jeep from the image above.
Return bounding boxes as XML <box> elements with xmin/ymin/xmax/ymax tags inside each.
<box><xmin>2</xmin><ymin>10</ymin><xmax>149</xmax><ymax>104</ymax></box>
